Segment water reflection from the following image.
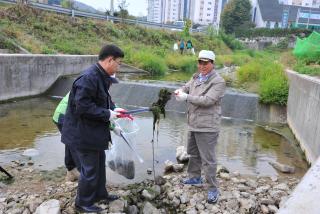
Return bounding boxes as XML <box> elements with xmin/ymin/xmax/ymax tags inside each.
<box><xmin>0</xmin><ymin>97</ymin><xmax>308</xmax><ymax>184</ymax></box>
<box><xmin>0</xmin><ymin>98</ymin><xmax>57</xmax><ymax>150</ymax></box>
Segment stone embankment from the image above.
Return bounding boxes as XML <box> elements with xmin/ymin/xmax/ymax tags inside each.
<box><xmin>0</xmin><ymin>157</ymin><xmax>299</xmax><ymax>214</ymax></box>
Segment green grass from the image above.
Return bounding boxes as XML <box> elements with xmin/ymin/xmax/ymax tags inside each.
<box><xmin>236</xmin><ymin>59</ymin><xmax>289</xmax><ymax>105</ymax></box>
<box><xmin>0</xmin><ymin>4</ymin><xmax>299</xmax><ymax>105</ymax></box>
<box><xmin>293</xmin><ymin>60</ymin><xmax>320</xmax><ymax>75</ymax></box>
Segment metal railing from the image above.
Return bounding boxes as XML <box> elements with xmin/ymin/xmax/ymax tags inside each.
<box><xmin>0</xmin><ymin>0</ymin><xmax>192</xmax><ymax>31</ymax></box>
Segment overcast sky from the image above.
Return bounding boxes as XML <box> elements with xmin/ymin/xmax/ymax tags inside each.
<box><xmin>77</xmin><ymin>0</ymin><xmax>148</xmax><ymax>16</ymax></box>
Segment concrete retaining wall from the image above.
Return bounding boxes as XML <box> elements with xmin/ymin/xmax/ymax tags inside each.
<box><xmin>110</xmin><ymin>82</ymin><xmax>286</xmax><ymax>124</ymax></box>
<box><xmin>0</xmin><ymin>54</ymin><xmax>97</xmax><ymax>101</ymax></box>
<box><xmin>286</xmin><ymin>70</ymin><xmax>320</xmax><ymax>164</ymax></box>
<box><xmin>0</xmin><ymin>54</ymin><xmax>287</xmax><ymax>124</ymax></box>
<box><xmin>278</xmin><ymin>156</ymin><xmax>320</xmax><ymax>214</ymax></box>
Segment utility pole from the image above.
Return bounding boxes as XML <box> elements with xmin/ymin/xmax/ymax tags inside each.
<box><xmin>110</xmin><ymin>0</ymin><xmax>114</xmax><ymax>16</ymax></box>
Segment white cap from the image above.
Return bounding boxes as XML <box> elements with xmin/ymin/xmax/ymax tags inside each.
<box><xmin>198</xmin><ymin>50</ymin><xmax>215</xmax><ymax>61</ymax></box>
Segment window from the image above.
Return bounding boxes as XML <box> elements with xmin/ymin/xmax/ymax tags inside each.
<box><xmin>207</xmin><ymin>8</ymin><xmax>211</xmax><ymax>10</ymax></box>
<box><xmin>207</xmin><ymin>13</ymin><xmax>211</xmax><ymax>16</ymax></box>
<box><xmin>208</xmin><ymin>1</ymin><xmax>212</xmax><ymax>4</ymax></box>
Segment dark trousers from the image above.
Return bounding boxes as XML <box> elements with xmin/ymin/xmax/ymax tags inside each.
<box><xmin>180</xmin><ymin>48</ymin><xmax>184</xmax><ymax>54</ymax></box>
<box><xmin>55</xmin><ymin>117</ymin><xmax>80</xmax><ymax>171</ymax></box>
<box><xmin>75</xmin><ymin>148</ymin><xmax>108</xmax><ymax>206</ymax></box>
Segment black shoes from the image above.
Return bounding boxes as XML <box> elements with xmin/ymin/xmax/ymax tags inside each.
<box><xmin>96</xmin><ymin>194</ymin><xmax>120</xmax><ymax>203</ymax></box>
<box><xmin>75</xmin><ymin>204</ymin><xmax>102</xmax><ymax>213</ymax></box>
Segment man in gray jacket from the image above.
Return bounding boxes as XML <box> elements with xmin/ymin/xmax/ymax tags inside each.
<box><xmin>175</xmin><ymin>50</ymin><xmax>226</xmax><ymax>204</ymax></box>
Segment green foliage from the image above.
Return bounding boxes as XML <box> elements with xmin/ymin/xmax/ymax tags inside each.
<box><xmin>237</xmin><ymin>60</ymin><xmax>262</xmax><ymax>83</ymax></box>
<box><xmin>133</xmin><ymin>51</ymin><xmax>167</xmax><ymax>76</ymax></box>
<box><xmin>0</xmin><ymin>36</ymin><xmax>18</xmax><ymax>52</ymax></box>
<box><xmin>294</xmin><ymin>60</ymin><xmax>320</xmax><ymax>75</ymax></box>
<box><xmin>259</xmin><ymin>63</ymin><xmax>288</xmax><ymax>105</ymax></box>
<box><xmin>275</xmin><ymin>38</ymin><xmax>289</xmax><ymax>50</ymax></box>
<box><xmin>235</xmin><ymin>28</ymin><xmax>312</xmax><ymax>38</ymax></box>
<box><xmin>237</xmin><ymin>60</ymin><xmax>289</xmax><ymax>105</ymax></box>
<box><xmin>219</xmin><ymin>32</ymin><xmax>244</xmax><ymax>50</ymax></box>
<box><xmin>221</xmin><ymin>0</ymin><xmax>252</xmax><ymax>34</ymax></box>
<box><xmin>41</xmin><ymin>46</ymin><xmax>56</xmax><ymax>54</ymax></box>
<box><xmin>118</xmin><ymin>0</ymin><xmax>129</xmax><ymax>20</ymax></box>
<box><xmin>206</xmin><ymin>25</ymin><xmax>217</xmax><ymax>40</ymax></box>
<box><xmin>61</xmin><ymin>0</ymin><xmax>74</xmax><ymax>9</ymax></box>
<box><xmin>216</xmin><ymin>52</ymin><xmax>252</xmax><ymax>67</ymax></box>
<box><xmin>165</xmin><ymin>53</ymin><xmax>197</xmax><ymax>73</ymax></box>
<box><xmin>182</xmin><ymin>19</ymin><xmax>192</xmax><ymax>38</ymax></box>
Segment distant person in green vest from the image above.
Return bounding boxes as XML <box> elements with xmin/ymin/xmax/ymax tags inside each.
<box><xmin>53</xmin><ymin>92</ymin><xmax>80</xmax><ymax>182</ymax></box>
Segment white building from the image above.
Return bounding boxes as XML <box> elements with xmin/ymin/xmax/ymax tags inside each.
<box><xmin>163</xmin><ymin>0</ymin><xmax>184</xmax><ymax>23</ymax></box>
<box><xmin>189</xmin><ymin>0</ymin><xmax>220</xmax><ymax>26</ymax></box>
<box><xmin>147</xmin><ymin>0</ymin><xmax>268</xmax><ymax>28</ymax></box>
<box><xmin>147</xmin><ymin>0</ymin><xmax>221</xmax><ymax>25</ymax></box>
<box><xmin>147</xmin><ymin>0</ymin><xmax>184</xmax><ymax>23</ymax></box>
<box><xmin>147</xmin><ymin>0</ymin><xmax>164</xmax><ymax>23</ymax></box>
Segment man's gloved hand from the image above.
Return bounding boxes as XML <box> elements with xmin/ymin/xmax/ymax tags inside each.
<box><xmin>174</xmin><ymin>89</ymin><xmax>182</xmax><ymax>95</ymax></box>
<box><xmin>113</xmin><ymin>125</ymin><xmax>123</xmax><ymax>136</ymax></box>
<box><xmin>114</xmin><ymin>107</ymin><xmax>126</xmax><ymax>113</ymax></box>
<box><xmin>109</xmin><ymin>109</ymin><xmax>120</xmax><ymax>121</ymax></box>
<box><xmin>175</xmin><ymin>90</ymin><xmax>188</xmax><ymax>102</ymax></box>
<box><xmin>113</xmin><ymin>107</ymin><xmax>134</xmax><ymax>120</ymax></box>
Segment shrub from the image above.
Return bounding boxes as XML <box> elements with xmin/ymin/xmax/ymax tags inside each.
<box><xmin>235</xmin><ymin>28</ymin><xmax>312</xmax><ymax>38</ymax></box>
<box><xmin>259</xmin><ymin>63</ymin><xmax>288</xmax><ymax>105</ymax></box>
<box><xmin>237</xmin><ymin>60</ymin><xmax>262</xmax><ymax>83</ymax></box>
<box><xmin>41</xmin><ymin>46</ymin><xmax>56</xmax><ymax>54</ymax></box>
<box><xmin>219</xmin><ymin>32</ymin><xmax>244</xmax><ymax>50</ymax></box>
<box><xmin>134</xmin><ymin>51</ymin><xmax>167</xmax><ymax>76</ymax></box>
<box><xmin>165</xmin><ymin>53</ymin><xmax>197</xmax><ymax>73</ymax></box>
<box><xmin>294</xmin><ymin>60</ymin><xmax>320</xmax><ymax>75</ymax></box>
<box><xmin>237</xmin><ymin>60</ymin><xmax>289</xmax><ymax>105</ymax></box>
<box><xmin>216</xmin><ymin>53</ymin><xmax>252</xmax><ymax>67</ymax></box>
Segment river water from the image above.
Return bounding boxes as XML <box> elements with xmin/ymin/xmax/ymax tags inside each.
<box><xmin>0</xmin><ymin>96</ymin><xmax>308</xmax><ymax>184</ymax></box>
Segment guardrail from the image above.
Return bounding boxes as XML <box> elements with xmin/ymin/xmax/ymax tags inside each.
<box><xmin>0</xmin><ymin>0</ymin><xmax>198</xmax><ymax>31</ymax></box>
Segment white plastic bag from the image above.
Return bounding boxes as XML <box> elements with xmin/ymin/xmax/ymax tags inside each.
<box><xmin>106</xmin><ymin>118</ymin><xmax>141</xmax><ymax>179</ymax></box>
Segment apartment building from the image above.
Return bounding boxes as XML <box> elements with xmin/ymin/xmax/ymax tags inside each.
<box><xmin>147</xmin><ymin>0</ymin><xmax>221</xmax><ymax>26</ymax></box>
<box><xmin>147</xmin><ymin>0</ymin><xmax>183</xmax><ymax>23</ymax></box>
<box><xmin>147</xmin><ymin>0</ymin><xmax>260</xmax><ymax>27</ymax></box>
<box><xmin>147</xmin><ymin>0</ymin><xmax>163</xmax><ymax>23</ymax></box>
<box><xmin>163</xmin><ymin>0</ymin><xmax>184</xmax><ymax>23</ymax></box>
<box><xmin>189</xmin><ymin>0</ymin><xmax>220</xmax><ymax>25</ymax></box>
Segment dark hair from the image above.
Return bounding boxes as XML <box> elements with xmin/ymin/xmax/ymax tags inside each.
<box><xmin>98</xmin><ymin>44</ymin><xmax>124</xmax><ymax>60</ymax></box>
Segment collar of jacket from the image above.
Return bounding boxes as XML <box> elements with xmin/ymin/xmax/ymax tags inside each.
<box><xmin>95</xmin><ymin>63</ymin><xmax>119</xmax><ymax>84</ymax></box>
<box><xmin>193</xmin><ymin>69</ymin><xmax>217</xmax><ymax>85</ymax></box>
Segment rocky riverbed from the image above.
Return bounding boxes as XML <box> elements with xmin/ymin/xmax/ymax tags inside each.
<box><xmin>0</xmin><ymin>158</ymin><xmax>300</xmax><ymax>214</ymax></box>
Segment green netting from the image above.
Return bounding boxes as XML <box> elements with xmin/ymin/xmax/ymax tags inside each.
<box><xmin>293</xmin><ymin>31</ymin><xmax>320</xmax><ymax>60</ymax></box>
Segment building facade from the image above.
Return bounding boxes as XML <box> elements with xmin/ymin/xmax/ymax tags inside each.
<box><xmin>147</xmin><ymin>0</ymin><xmax>222</xmax><ymax>26</ymax></box>
<box><xmin>254</xmin><ymin>0</ymin><xmax>320</xmax><ymax>29</ymax></box>
<box><xmin>279</xmin><ymin>0</ymin><xmax>320</xmax><ymax>7</ymax></box>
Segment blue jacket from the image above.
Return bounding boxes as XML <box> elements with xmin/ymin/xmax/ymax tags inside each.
<box><xmin>61</xmin><ymin>63</ymin><xmax>116</xmax><ymax>150</ymax></box>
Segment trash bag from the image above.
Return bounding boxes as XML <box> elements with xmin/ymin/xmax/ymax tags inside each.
<box><xmin>106</xmin><ymin>118</ymin><xmax>140</xmax><ymax>179</ymax></box>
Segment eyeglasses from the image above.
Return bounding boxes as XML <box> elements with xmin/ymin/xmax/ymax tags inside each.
<box><xmin>113</xmin><ymin>58</ymin><xmax>122</xmax><ymax>66</ymax></box>
<box><xmin>198</xmin><ymin>60</ymin><xmax>210</xmax><ymax>66</ymax></box>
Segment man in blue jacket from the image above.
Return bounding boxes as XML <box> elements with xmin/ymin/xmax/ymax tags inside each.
<box><xmin>61</xmin><ymin>44</ymin><xmax>124</xmax><ymax>213</ymax></box>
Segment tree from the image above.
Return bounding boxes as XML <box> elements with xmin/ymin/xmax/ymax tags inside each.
<box><xmin>220</xmin><ymin>0</ymin><xmax>252</xmax><ymax>34</ymax></box>
<box><xmin>61</xmin><ymin>0</ymin><xmax>74</xmax><ymax>9</ymax></box>
<box><xmin>118</xmin><ymin>0</ymin><xmax>129</xmax><ymax>20</ymax></box>
<box><xmin>182</xmin><ymin>19</ymin><xmax>192</xmax><ymax>38</ymax></box>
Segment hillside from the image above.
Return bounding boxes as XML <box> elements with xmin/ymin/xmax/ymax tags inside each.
<box><xmin>0</xmin><ymin>4</ymin><xmax>230</xmax><ymax>55</ymax></box>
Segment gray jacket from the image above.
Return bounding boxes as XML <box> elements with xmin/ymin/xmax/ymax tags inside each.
<box><xmin>181</xmin><ymin>70</ymin><xmax>226</xmax><ymax>132</ymax></box>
